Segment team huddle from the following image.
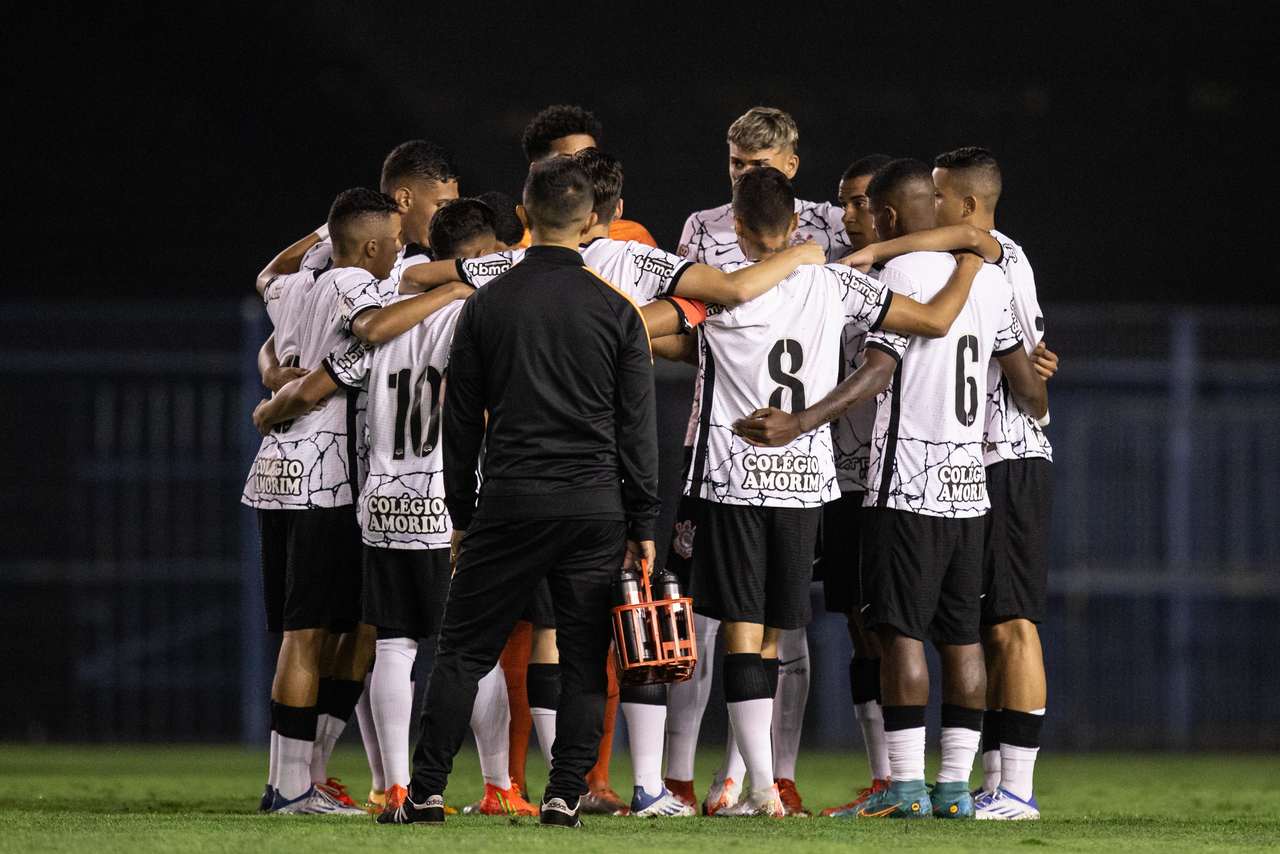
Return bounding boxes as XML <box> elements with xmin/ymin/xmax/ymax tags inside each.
<box><xmin>242</xmin><ymin>104</ymin><xmax>1058</xmax><ymax>827</ymax></box>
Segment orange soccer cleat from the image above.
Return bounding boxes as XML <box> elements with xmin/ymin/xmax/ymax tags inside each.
<box><xmin>776</xmin><ymin>778</ymin><xmax>811</xmax><ymax>817</ymax></box>
<box><xmin>464</xmin><ymin>782</ymin><xmax>540</xmax><ymax>816</ymax></box>
<box><xmin>317</xmin><ymin>777</ymin><xmax>361</xmax><ymax>809</ymax></box>
<box><xmin>663</xmin><ymin>777</ymin><xmax>698</xmax><ymax>810</ymax></box>
<box><xmin>820</xmin><ymin>778</ymin><xmax>891</xmax><ymax>817</ymax></box>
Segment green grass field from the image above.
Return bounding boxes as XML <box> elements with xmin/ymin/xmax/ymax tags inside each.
<box><xmin>2</xmin><ymin>744</ymin><xmax>1277</xmax><ymax>852</ymax></box>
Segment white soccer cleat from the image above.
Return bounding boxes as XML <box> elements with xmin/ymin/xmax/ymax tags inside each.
<box><xmin>631</xmin><ymin>786</ymin><xmax>696</xmax><ymax>817</ymax></box>
<box><xmin>974</xmin><ymin>787</ymin><xmax>1041</xmax><ymax>821</ymax></box>
<box><xmin>275</xmin><ymin>785</ymin><xmax>369</xmax><ymax>815</ymax></box>
<box><xmin>715</xmin><ymin>784</ymin><xmax>784</xmax><ymax>818</ymax></box>
<box><xmin>702</xmin><ymin>775</ymin><xmax>743</xmax><ymax>815</ymax></box>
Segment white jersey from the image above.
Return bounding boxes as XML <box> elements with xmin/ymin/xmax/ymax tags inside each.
<box><xmin>454</xmin><ymin>238</ymin><xmax>692</xmax><ymax>305</ymax></box>
<box><xmin>677</xmin><ymin>199</ymin><xmax>850</xmax><ymax>270</ymax></box>
<box><xmin>241</xmin><ymin>266</ymin><xmax>384</xmax><ymax>509</ymax></box>
<box><xmin>864</xmin><ymin>252</ymin><xmax>1023</xmax><ymax>518</ymax></box>
<box><xmin>685</xmin><ymin>261</ymin><xmax>892</xmax><ymax>508</ymax></box>
<box><xmin>301</xmin><ymin>239</ymin><xmax>432</xmax><ymax>301</ymax></box>
<box><xmin>832</xmin><ymin>266</ymin><xmax>882</xmax><ymax>493</ymax></box>
<box><xmin>325</xmin><ymin>299</ymin><xmax>464</xmax><ymax>549</ymax></box>
<box><xmin>983</xmin><ymin>229</ymin><xmax>1053</xmax><ymax>465</ymax></box>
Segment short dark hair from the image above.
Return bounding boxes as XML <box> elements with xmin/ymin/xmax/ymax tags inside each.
<box><xmin>933</xmin><ymin>145</ymin><xmax>1003</xmax><ymax>201</ymax></box>
<box><xmin>522</xmin><ymin>157</ymin><xmax>595</xmax><ymax>233</ymax></box>
<box><xmin>732</xmin><ymin>166</ymin><xmax>795</xmax><ymax>236</ymax></box>
<box><xmin>328</xmin><ymin>188</ymin><xmax>400</xmax><ymax>253</ymax></box>
<box><xmin>427</xmin><ymin>198</ymin><xmax>497</xmax><ymax>260</ymax></box>
<box><xmin>866</xmin><ymin>158</ymin><xmax>934</xmax><ymax>205</ymax></box>
<box><xmin>521</xmin><ymin>104</ymin><xmax>603</xmax><ymax>162</ymax></box>
<box><xmin>380</xmin><ymin>140</ymin><xmax>459</xmax><ymax>193</ymax></box>
<box><xmin>842</xmin><ymin>153</ymin><xmax>893</xmax><ymax>182</ymax></box>
<box><xmin>572</xmin><ymin>148</ymin><xmax>624</xmax><ymax>224</ymax></box>
<box><xmin>475</xmin><ymin>190</ymin><xmax>525</xmax><ymax>246</ymax></box>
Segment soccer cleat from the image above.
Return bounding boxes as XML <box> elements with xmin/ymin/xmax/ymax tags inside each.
<box><xmin>702</xmin><ymin>776</ymin><xmax>742</xmax><ymax>815</ymax></box>
<box><xmin>663</xmin><ymin>778</ymin><xmax>697</xmax><ymax>810</ymax></box>
<box><xmin>929</xmin><ymin>781</ymin><xmax>975</xmax><ymax>818</ymax></box>
<box><xmin>855</xmin><ymin>780</ymin><xmax>931</xmax><ymax>819</ymax></box>
<box><xmin>269</xmin><ymin>784</ymin><xmax>368</xmax><ymax>815</ymax></box>
<box><xmin>462</xmin><ymin>782</ymin><xmax>540</xmax><ymax>816</ymax></box>
<box><xmin>715</xmin><ymin>784</ymin><xmax>784</xmax><ymax>818</ymax></box>
<box><xmin>258</xmin><ymin>784</ymin><xmax>277</xmax><ymax>812</ymax></box>
<box><xmin>367</xmin><ymin>788</ymin><xmax>387</xmax><ymax>813</ymax></box>
<box><xmin>580</xmin><ymin>786</ymin><xmax>629</xmax><ymax>815</ymax></box>
<box><xmin>974</xmin><ymin>786</ymin><xmax>1041</xmax><ymax>821</ymax></box>
<box><xmin>539</xmin><ymin>796</ymin><xmax>583</xmax><ymax>828</ymax></box>
<box><xmin>775</xmin><ymin>778</ymin><xmax>811</xmax><ymax>817</ymax></box>
<box><xmin>821</xmin><ymin>778</ymin><xmax>891</xmax><ymax>817</ymax></box>
<box><xmin>630</xmin><ymin>786</ymin><xmax>697</xmax><ymax>817</ymax></box>
<box><xmin>317</xmin><ymin>777</ymin><xmax>361</xmax><ymax>809</ymax></box>
<box><xmin>377</xmin><ymin>793</ymin><xmax>447</xmax><ymax>824</ymax></box>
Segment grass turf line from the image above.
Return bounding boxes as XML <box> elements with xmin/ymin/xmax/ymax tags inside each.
<box><xmin>1</xmin><ymin>745</ymin><xmax>1277</xmax><ymax>852</ymax></box>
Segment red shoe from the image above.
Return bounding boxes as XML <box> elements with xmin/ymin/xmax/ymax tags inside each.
<box><xmin>385</xmin><ymin>784</ymin><xmax>408</xmax><ymax>810</ymax></box>
<box><xmin>317</xmin><ymin>777</ymin><xmax>361</xmax><ymax>809</ymax></box>
<box><xmin>820</xmin><ymin>778</ymin><xmax>891</xmax><ymax>817</ymax></box>
<box><xmin>775</xmin><ymin>778</ymin><xmax>811</xmax><ymax>817</ymax></box>
<box><xmin>464</xmin><ymin>782</ymin><xmax>540</xmax><ymax>816</ymax></box>
<box><xmin>581</xmin><ymin>786</ymin><xmax>630</xmax><ymax>815</ymax></box>
<box><xmin>663</xmin><ymin>778</ymin><xmax>698</xmax><ymax>810</ymax></box>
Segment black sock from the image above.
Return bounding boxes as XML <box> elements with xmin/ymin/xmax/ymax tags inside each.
<box><xmin>941</xmin><ymin>703</ymin><xmax>985</xmax><ymax>732</ymax></box>
<box><xmin>763</xmin><ymin>657</ymin><xmax>780</xmax><ymax>698</ymax></box>
<box><xmin>274</xmin><ymin>703</ymin><xmax>319</xmax><ymax>741</ymax></box>
<box><xmin>849</xmin><ymin>657</ymin><xmax>881</xmax><ymax>705</ymax></box>
<box><xmin>620</xmin><ymin>682</ymin><xmax>667</xmax><ymax>705</ymax></box>
<box><xmin>982</xmin><ymin>709</ymin><xmax>1005</xmax><ymax>754</ymax></box>
<box><xmin>882</xmin><ymin>704</ymin><xmax>927</xmax><ymax>732</ymax></box>
<box><xmin>321</xmin><ymin>678</ymin><xmax>365</xmax><ymax>722</ymax></box>
<box><xmin>723</xmin><ymin>653</ymin><xmax>770</xmax><ymax>702</ymax></box>
<box><xmin>1001</xmin><ymin>710</ymin><xmax>1044</xmax><ymax>749</ymax></box>
<box><xmin>527</xmin><ymin>663</ymin><xmax>562</xmax><ymax>709</ymax></box>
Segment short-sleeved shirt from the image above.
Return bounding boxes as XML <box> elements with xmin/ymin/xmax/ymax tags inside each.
<box><xmin>832</xmin><ymin>266</ymin><xmax>883</xmax><ymax>492</ymax></box>
<box><xmin>863</xmin><ymin>252</ymin><xmax>1023</xmax><ymax>518</ymax></box>
<box><xmin>677</xmin><ymin>199</ymin><xmax>850</xmax><ymax>270</ymax></box>
<box><xmin>983</xmin><ymin>229</ymin><xmax>1053</xmax><ymax>465</ymax></box>
<box><xmin>325</xmin><ymin>299</ymin><xmax>465</xmax><ymax>549</ymax></box>
<box><xmin>685</xmin><ymin>262</ymin><xmax>892</xmax><ymax>508</ymax></box>
<box><xmin>241</xmin><ymin>266</ymin><xmax>383</xmax><ymax>509</ymax></box>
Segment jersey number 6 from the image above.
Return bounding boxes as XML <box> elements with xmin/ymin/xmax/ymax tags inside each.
<box><xmin>388</xmin><ymin>366</ymin><xmax>444</xmax><ymax>460</ymax></box>
<box><xmin>768</xmin><ymin>338</ymin><xmax>806</xmax><ymax>412</ymax></box>
<box><xmin>954</xmin><ymin>335</ymin><xmax>980</xmax><ymax>426</ymax></box>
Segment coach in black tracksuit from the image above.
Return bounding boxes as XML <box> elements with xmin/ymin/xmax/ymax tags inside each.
<box><xmin>396</xmin><ymin>157</ymin><xmax>659</xmax><ymax>827</ymax></box>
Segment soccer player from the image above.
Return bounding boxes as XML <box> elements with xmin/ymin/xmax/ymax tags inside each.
<box><xmin>475</xmin><ymin>190</ymin><xmax>525</xmax><ymax>249</ymax></box>
<box><xmin>934</xmin><ymin>147</ymin><xmax>1053</xmax><ymax>820</ymax></box>
<box><xmin>670</xmin><ymin>105</ymin><xmax>850</xmax><ymax>816</ymax></box>
<box><xmin>734</xmin><ymin>159</ymin><xmax>1047</xmax><ymax>820</ymax></box>
<box><xmin>252</xmin><ymin>199</ymin><xmax>538</xmax><ymax>817</ymax></box>
<box><xmin>243</xmin><ymin>188</ymin><xmax>407</xmax><ymax>815</ymax></box>
<box><xmin>685</xmin><ymin>167</ymin><xmax>987</xmax><ymax>817</ymax></box>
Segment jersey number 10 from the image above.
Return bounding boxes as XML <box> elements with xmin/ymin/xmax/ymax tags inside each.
<box><xmin>388</xmin><ymin>367</ymin><xmax>444</xmax><ymax>460</ymax></box>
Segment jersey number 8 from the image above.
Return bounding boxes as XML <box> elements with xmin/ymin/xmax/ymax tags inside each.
<box><xmin>768</xmin><ymin>339</ymin><xmax>806</xmax><ymax>412</ymax></box>
<box><xmin>388</xmin><ymin>366</ymin><xmax>444</xmax><ymax>460</ymax></box>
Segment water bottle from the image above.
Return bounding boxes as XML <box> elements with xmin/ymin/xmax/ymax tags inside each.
<box><xmin>654</xmin><ymin>567</ymin><xmax>690</xmax><ymax>646</ymax></box>
<box><xmin>615</xmin><ymin>566</ymin><xmax>654</xmax><ymax>663</ymax></box>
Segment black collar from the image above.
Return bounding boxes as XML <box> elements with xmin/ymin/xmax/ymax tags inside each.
<box><xmin>579</xmin><ymin>236</ymin><xmax>608</xmax><ymax>250</ymax></box>
<box><xmin>524</xmin><ymin>244</ymin><xmax>586</xmax><ymax>265</ymax></box>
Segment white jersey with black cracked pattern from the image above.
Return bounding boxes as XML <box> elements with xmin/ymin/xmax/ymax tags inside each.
<box><xmin>863</xmin><ymin>252</ymin><xmax>1023</xmax><ymax>518</ymax></box>
<box><xmin>325</xmin><ymin>298</ymin><xmax>464</xmax><ymax>549</ymax></box>
<box><xmin>685</xmin><ymin>261</ymin><xmax>892</xmax><ymax>508</ymax></box>
<box><xmin>241</xmin><ymin>266</ymin><xmax>384</xmax><ymax>510</ymax></box>
<box><xmin>983</xmin><ymin>228</ymin><xmax>1053</xmax><ymax>465</ymax></box>
<box><xmin>677</xmin><ymin>199</ymin><xmax>850</xmax><ymax>270</ymax></box>
<box><xmin>832</xmin><ymin>266</ymin><xmax>882</xmax><ymax>493</ymax></box>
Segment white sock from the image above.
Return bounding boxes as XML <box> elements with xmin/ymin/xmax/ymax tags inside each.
<box><xmin>310</xmin><ymin>713</ymin><xmax>345</xmax><ymax>785</ymax></box>
<box><xmin>937</xmin><ymin>726</ymin><xmax>982</xmax><ymax>784</ymax></box>
<box><xmin>727</xmin><ymin>698</ymin><xmax>774</xmax><ymax>797</ymax></box>
<box><xmin>267</xmin><ymin>730</ymin><xmax>281</xmax><ymax>790</ymax></box>
<box><xmin>982</xmin><ymin>748</ymin><xmax>1002</xmax><ymax>791</ymax></box>
<box><xmin>885</xmin><ymin>726</ymin><xmax>926</xmax><ymax>783</ymax></box>
<box><xmin>370</xmin><ymin>636</ymin><xmax>418</xmax><ymax>789</ymax></box>
<box><xmin>278</xmin><ymin>733</ymin><xmax>314</xmax><ymax>800</ymax></box>
<box><xmin>854</xmin><ymin>700</ymin><xmax>891</xmax><ymax>780</ymax></box>
<box><xmin>622</xmin><ymin>701</ymin><xmax>667</xmax><ymax>795</ymax></box>
<box><xmin>354</xmin><ymin>678</ymin><xmax>385</xmax><ymax>793</ymax></box>
<box><xmin>720</xmin><ymin>720</ymin><xmax>747</xmax><ymax>783</ymax></box>
<box><xmin>771</xmin><ymin>628</ymin><xmax>808</xmax><ymax>780</ymax></box>
<box><xmin>1000</xmin><ymin>708</ymin><xmax>1045</xmax><ymax>800</ymax></box>
<box><xmin>471</xmin><ymin>664</ymin><xmax>512</xmax><ymax>789</ymax></box>
<box><xmin>531</xmin><ymin>706</ymin><xmax>557</xmax><ymax>769</ymax></box>
<box><xmin>664</xmin><ymin>614</ymin><xmax>719</xmax><ymax>781</ymax></box>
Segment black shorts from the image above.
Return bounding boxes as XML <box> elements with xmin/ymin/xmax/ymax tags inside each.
<box><xmin>665</xmin><ymin>493</ymin><xmax>705</xmax><ymax>591</ymax></box>
<box><xmin>982</xmin><ymin>459</ymin><xmax>1052</xmax><ymax>625</ymax></box>
<box><xmin>363</xmin><ymin>546</ymin><xmax>452</xmax><ymax>639</ymax></box>
<box><xmin>690</xmin><ymin>502</ymin><xmax>820</xmax><ymax>630</ymax></box>
<box><xmin>859</xmin><ymin>508</ymin><xmax>983</xmax><ymax>646</ymax></box>
<box><xmin>257</xmin><ymin>506</ymin><xmax>363</xmax><ymax>633</ymax></box>
<box><xmin>522</xmin><ymin>578</ymin><xmax>556</xmax><ymax>629</ymax></box>
<box><xmin>816</xmin><ymin>491</ymin><xmax>866</xmax><ymax>614</ymax></box>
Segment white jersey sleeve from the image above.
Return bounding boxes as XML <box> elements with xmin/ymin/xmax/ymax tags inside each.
<box><xmin>984</xmin><ymin>230</ymin><xmax>1052</xmax><ymax>463</ymax></box>
<box><xmin>797</xmin><ymin>201</ymin><xmax>852</xmax><ymax>262</ymax></box>
<box><xmin>832</xmin><ymin>267</ymin><xmax>882</xmax><ymax>493</ymax></box>
<box><xmin>300</xmin><ymin>239</ymin><xmax>333</xmax><ymax>274</ymax></box>
<box><xmin>325</xmin><ymin>339</ymin><xmax>373</xmax><ymax>392</ymax></box>
<box><xmin>581</xmin><ymin>238</ymin><xmax>692</xmax><ymax>305</ymax></box>
<box><xmin>455</xmin><ymin>249</ymin><xmax>525</xmax><ymax>287</ymax></box>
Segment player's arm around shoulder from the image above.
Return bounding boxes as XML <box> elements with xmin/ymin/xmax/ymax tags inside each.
<box><xmin>351</xmin><ymin>282</ymin><xmax>474</xmax><ymax>345</ymax></box>
<box><xmin>674</xmin><ymin>241</ymin><xmax>824</xmax><ymax>308</ymax></box>
<box><xmin>879</xmin><ymin>252</ymin><xmax>985</xmax><ymax>338</ymax></box>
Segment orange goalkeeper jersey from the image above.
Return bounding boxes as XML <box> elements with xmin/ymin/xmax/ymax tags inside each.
<box><xmin>517</xmin><ymin>218</ymin><xmax>657</xmax><ymax>249</ymax></box>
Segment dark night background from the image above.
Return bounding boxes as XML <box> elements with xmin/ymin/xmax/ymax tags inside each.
<box><xmin>8</xmin><ymin>3</ymin><xmax>1276</xmax><ymax>304</ymax></box>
